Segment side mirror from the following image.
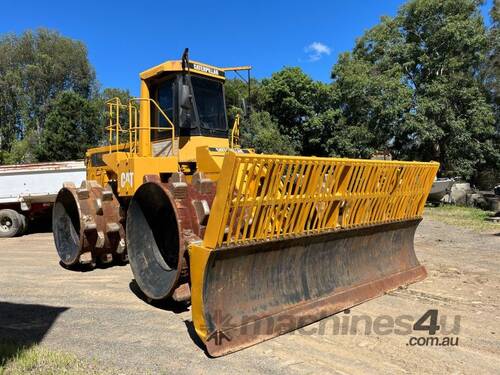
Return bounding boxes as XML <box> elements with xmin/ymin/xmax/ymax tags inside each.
<box><xmin>180</xmin><ymin>84</ymin><xmax>192</xmax><ymax>109</ymax></box>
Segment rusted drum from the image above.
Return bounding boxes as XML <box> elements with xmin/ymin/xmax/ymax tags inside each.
<box><xmin>52</xmin><ymin>181</ymin><xmax>125</xmax><ymax>267</ymax></box>
<box><xmin>126</xmin><ymin>181</ymin><xmax>183</xmax><ymax>299</ymax></box>
<box><xmin>126</xmin><ymin>172</ymin><xmax>216</xmax><ymax>301</ymax></box>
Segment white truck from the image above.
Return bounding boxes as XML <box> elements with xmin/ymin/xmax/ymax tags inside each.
<box><xmin>0</xmin><ymin>161</ymin><xmax>86</xmax><ymax>238</ymax></box>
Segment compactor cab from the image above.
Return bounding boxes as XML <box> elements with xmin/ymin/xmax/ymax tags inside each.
<box><xmin>52</xmin><ymin>49</ymin><xmax>439</xmax><ymax>356</ymax></box>
<box><xmin>81</xmin><ymin>49</ymin><xmax>244</xmax><ymax>197</ymax></box>
<box><xmin>138</xmin><ymin>50</ymin><xmax>232</xmax><ymax>161</ymax></box>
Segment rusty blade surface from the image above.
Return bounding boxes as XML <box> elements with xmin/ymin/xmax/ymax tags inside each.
<box><xmin>199</xmin><ymin>219</ymin><xmax>426</xmax><ymax>357</ymax></box>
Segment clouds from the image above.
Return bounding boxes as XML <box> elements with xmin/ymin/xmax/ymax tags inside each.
<box><xmin>304</xmin><ymin>42</ymin><xmax>331</xmax><ymax>62</ymax></box>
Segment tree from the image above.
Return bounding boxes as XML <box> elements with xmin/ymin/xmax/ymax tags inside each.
<box><xmin>485</xmin><ymin>0</ymin><xmax>500</xmax><ymax>129</ymax></box>
<box><xmin>0</xmin><ymin>28</ymin><xmax>97</xmax><ymax>157</ymax></box>
<box><xmin>2</xmin><ymin>132</ymin><xmax>39</xmax><ymax>165</ymax></box>
<box><xmin>241</xmin><ymin>111</ymin><xmax>297</xmax><ymax>155</ymax></box>
<box><xmin>101</xmin><ymin>88</ymin><xmax>132</xmax><ymax>105</ymax></box>
<box><xmin>257</xmin><ymin>67</ymin><xmax>335</xmax><ymax>155</ymax></box>
<box><xmin>224</xmin><ymin>77</ymin><xmax>261</xmax><ymax>136</ymax></box>
<box><xmin>36</xmin><ymin>91</ymin><xmax>101</xmax><ymax>161</ymax></box>
<box><xmin>224</xmin><ymin>78</ymin><xmax>259</xmax><ymax>112</ymax></box>
<box><xmin>229</xmin><ymin>65</ymin><xmax>383</xmax><ymax>158</ymax></box>
<box><xmin>332</xmin><ymin>0</ymin><xmax>498</xmax><ymax>179</ymax></box>
<box><xmin>99</xmin><ymin>87</ymin><xmax>133</xmax><ymax>143</ymax></box>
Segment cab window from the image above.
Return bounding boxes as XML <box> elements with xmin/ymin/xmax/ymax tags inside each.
<box><xmin>190</xmin><ymin>76</ymin><xmax>227</xmax><ymax>131</ymax></box>
<box><xmin>153</xmin><ymin>78</ymin><xmax>175</xmax><ymax>140</ymax></box>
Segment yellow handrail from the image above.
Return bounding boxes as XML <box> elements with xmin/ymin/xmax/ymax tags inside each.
<box><xmin>127</xmin><ymin>101</ymin><xmax>138</xmax><ymax>153</ymax></box>
<box><xmin>105</xmin><ymin>97</ymin><xmax>135</xmax><ymax>153</ymax></box>
<box><xmin>130</xmin><ymin>97</ymin><xmax>177</xmax><ymax>159</ymax></box>
<box><xmin>104</xmin><ymin>97</ymin><xmax>177</xmax><ymax>159</ymax></box>
<box><xmin>230</xmin><ymin>114</ymin><xmax>240</xmax><ymax>148</ymax></box>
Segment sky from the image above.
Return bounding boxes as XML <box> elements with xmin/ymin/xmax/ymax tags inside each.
<box><xmin>0</xmin><ymin>0</ymin><xmax>495</xmax><ymax>95</ymax></box>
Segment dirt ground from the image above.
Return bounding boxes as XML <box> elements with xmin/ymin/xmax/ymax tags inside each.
<box><xmin>0</xmin><ymin>217</ymin><xmax>499</xmax><ymax>374</ymax></box>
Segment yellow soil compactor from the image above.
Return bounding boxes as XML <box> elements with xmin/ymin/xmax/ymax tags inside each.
<box><xmin>52</xmin><ymin>49</ymin><xmax>439</xmax><ymax>356</ymax></box>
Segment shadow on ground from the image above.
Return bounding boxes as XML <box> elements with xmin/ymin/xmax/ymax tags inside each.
<box><xmin>183</xmin><ymin>320</ymin><xmax>211</xmax><ymax>356</ymax></box>
<box><xmin>0</xmin><ymin>301</ymin><xmax>68</xmax><ymax>365</ymax></box>
<box><xmin>24</xmin><ymin>211</ymin><xmax>53</xmax><ymax>235</ymax></box>
<box><xmin>58</xmin><ymin>259</ymin><xmax>128</xmax><ymax>272</ymax></box>
<box><xmin>128</xmin><ymin>280</ymin><xmax>210</xmax><ymax>355</ymax></box>
<box><xmin>128</xmin><ymin>280</ymin><xmax>190</xmax><ymax>313</ymax></box>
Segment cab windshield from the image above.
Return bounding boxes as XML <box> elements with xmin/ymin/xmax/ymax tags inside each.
<box><xmin>191</xmin><ymin>76</ymin><xmax>227</xmax><ymax>131</ymax></box>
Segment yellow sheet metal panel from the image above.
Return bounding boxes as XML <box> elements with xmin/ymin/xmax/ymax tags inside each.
<box><xmin>179</xmin><ymin>136</ymin><xmax>229</xmax><ymax>162</ymax></box>
<box><xmin>202</xmin><ymin>152</ymin><xmax>439</xmax><ymax>249</ymax></box>
<box><xmin>86</xmin><ymin>143</ymin><xmax>130</xmax><ymax>156</ymax></box>
<box><xmin>115</xmin><ymin>156</ymin><xmax>179</xmax><ymax>196</ymax></box>
<box><xmin>139</xmin><ymin>81</ymin><xmax>152</xmax><ymax>157</ymax></box>
<box><xmin>187</xmin><ymin>243</ymin><xmax>212</xmax><ymax>341</ymax></box>
<box><xmin>196</xmin><ymin>146</ymin><xmax>221</xmax><ymax>174</ymax></box>
<box><xmin>201</xmin><ymin>152</ymin><xmax>238</xmax><ymax>249</ymax></box>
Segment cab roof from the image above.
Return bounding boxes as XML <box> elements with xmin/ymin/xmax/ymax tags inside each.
<box><xmin>140</xmin><ymin>60</ymin><xmax>226</xmax><ymax>81</ymax></box>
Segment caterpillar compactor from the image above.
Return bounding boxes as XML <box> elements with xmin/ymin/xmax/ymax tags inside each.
<box><xmin>53</xmin><ymin>49</ymin><xmax>439</xmax><ymax>356</ymax></box>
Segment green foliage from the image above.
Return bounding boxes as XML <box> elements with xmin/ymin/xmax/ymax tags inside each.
<box><xmin>0</xmin><ymin>28</ymin><xmax>97</xmax><ymax>153</ymax></box>
<box><xmin>101</xmin><ymin>88</ymin><xmax>132</xmax><ymax>104</ymax></box>
<box><xmin>2</xmin><ymin>132</ymin><xmax>40</xmax><ymax>165</ymax></box>
<box><xmin>315</xmin><ymin>110</ymin><xmax>376</xmax><ymax>158</ymax></box>
<box><xmin>237</xmin><ymin>0</ymin><xmax>498</xmax><ymax>177</ymax></box>
<box><xmin>0</xmin><ymin>29</ymin><xmax>132</xmax><ymax>164</ymax></box>
<box><xmin>36</xmin><ymin>91</ymin><xmax>101</xmax><ymax>161</ymax></box>
<box><xmin>241</xmin><ymin>111</ymin><xmax>297</xmax><ymax>155</ymax></box>
<box><xmin>332</xmin><ymin>49</ymin><xmax>411</xmax><ymax>157</ymax></box>
<box><xmin>100</xmin><ymin>87</ymin><xmax>133</xmax><ymax>143</ymax></box>
<box><xmin>331</xmin><ymin>0</ymin><xmax>498</xmax><ymax>179</ymax></box>
<box><xmin>485</xmin><ymin>0</ymin><xmax>500</xmax><ymax>136</ymax></box>
<box><xmin>224</xmin><ymin>77</ymin><xmax>260</xmax><ymax>129</ymax></box>
<box><xmin>1</xmin><ymin>2</ymin><xmax>499</xmax><ymax>182</ymax></box>
<box><xmin>425</xmin><ymin>205</ymin><xmax>498</xmax><ymax>232</ymax></box>
<box><xmin>241</xmin><ymin>66</ymin><xmax>378</xmax><ymax>158</ymax></box>
<box><xmin>0</xmin><ymin>340</ymin><xmax>111</xmax><ymax>375</ymax></box>
<box><xmin>257</xmin><ymin>67</ymin><xmax>334</xmax><ymax>154</ymax></box>
<box><xmin>224</xmin><ymin>78</ymin><xmax>248</xmax><ymax>109</ymax></box>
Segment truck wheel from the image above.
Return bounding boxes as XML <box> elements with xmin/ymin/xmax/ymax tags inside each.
<box><xmin>0</xmin><ymin>209</ymin><xmax>22</xmax><ymax>238</ymax></box>
<box><xmin>18</xmin><ymin>213</ymin><xmax>28</xmax><ymax>235</ymax></box>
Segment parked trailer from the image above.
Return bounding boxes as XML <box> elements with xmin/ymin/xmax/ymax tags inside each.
<box><xmin>0</xmin><ymin>161</ymin><xmax>86</xmax><ymax>238</ymax></box>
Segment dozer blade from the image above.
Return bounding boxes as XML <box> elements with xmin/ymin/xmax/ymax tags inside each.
<box><xmin>189</xmin><ymin>152</ymin><xmax>438</xmax><ymax>356</ymax></box>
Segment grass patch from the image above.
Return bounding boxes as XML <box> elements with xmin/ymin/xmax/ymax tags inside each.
<box><xmin>424</xmin><ymin>205</ymin><xmax>498</xmax><ymax>232</ymax></box>
<box><xmin>0</xmin><ymin>341</ymin><xmax>110</xmax><ymax>375</ymax></box>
